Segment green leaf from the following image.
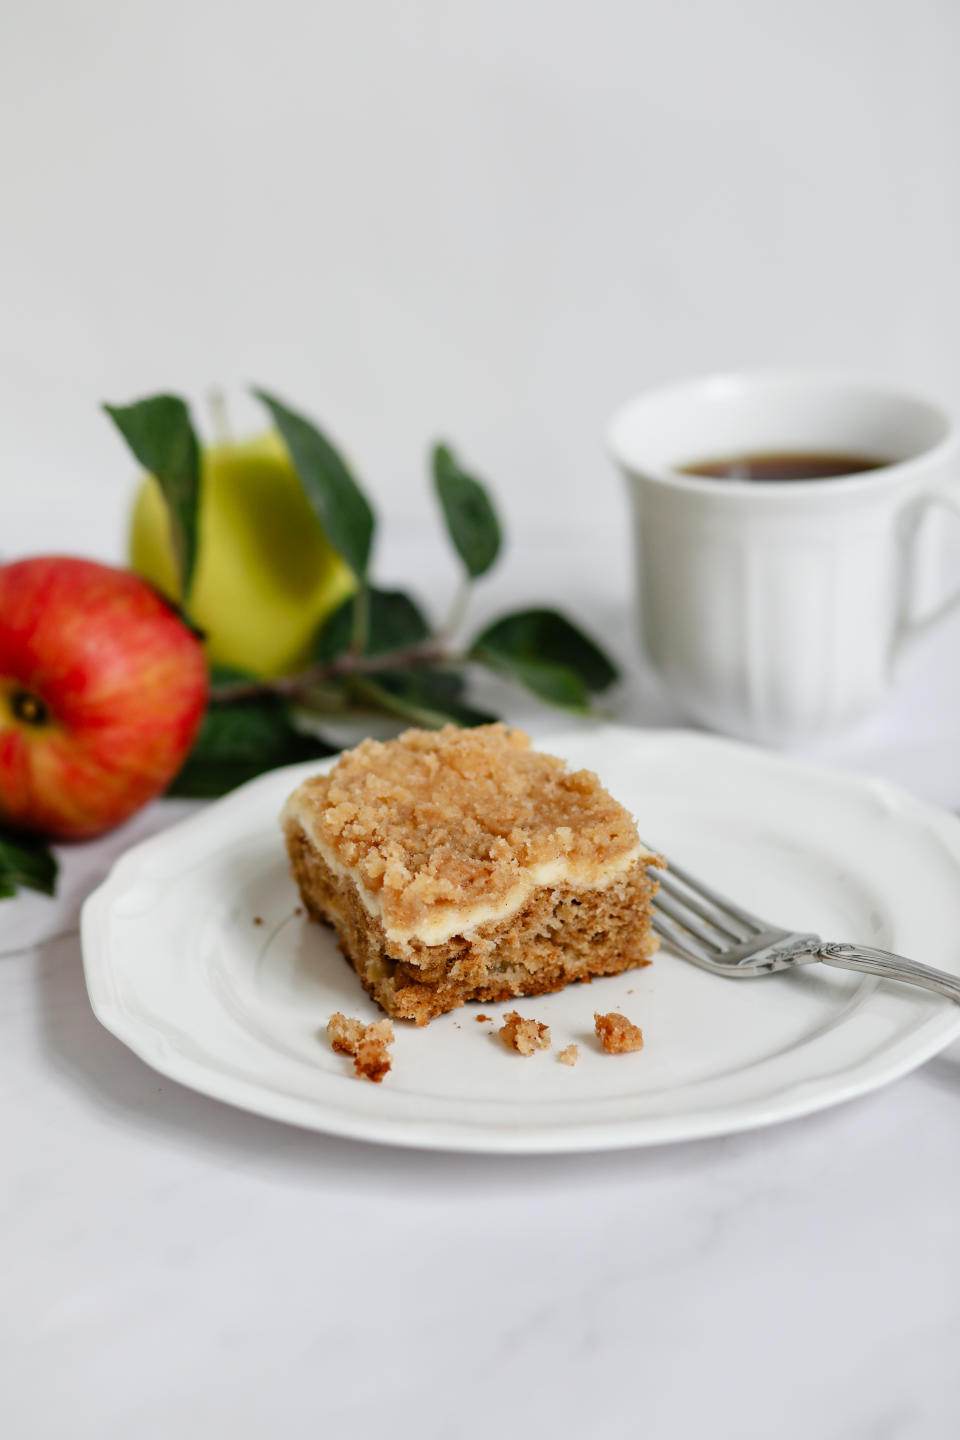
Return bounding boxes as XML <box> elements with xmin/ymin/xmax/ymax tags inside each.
<box><xmin>470</xmin><ymin>608</ymin><xmax>618</xmax><ymax>692</ymax></box>
<box><xmin>367</xmin><ymin>668</ymin><xmax>498</xmax><ymax>728</ymax></box>
<box><xmin>253</xmin><ymin>388</ymin><xmax>375</xmax><ymax>579</ymax></box>
<box><xmin>170</xmin><ymin>674</ymin><xmax>336</xmax><ymax>797</ymax></box>
<box><xmin>472</xmin><ymin>650</ymin><xmax>591</xmax><ymax>712</ymax></box>
<box><xmin>103</xmin><ymin>395</ymin><xmax>201</xmax><ymax>602</ymax></box>
<box><xmin>0</xmin><ymin>829</ymin><xmax>58</xmax><ymax>900</ymax></box>
<box><xmin>433</xmin><ymin>443</ymin><xmax>502</xmax><ymax>579</ymax></box>
<box><xmin>316</xmin><ymin>586</ymin><xmax>430</xmax><ymax>661</ymax></box>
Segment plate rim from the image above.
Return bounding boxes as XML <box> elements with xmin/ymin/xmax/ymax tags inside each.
<box><xmin>81</xmin><ymin>726</ymin><xmax>960</xmax><ymax>1153</ymax></box>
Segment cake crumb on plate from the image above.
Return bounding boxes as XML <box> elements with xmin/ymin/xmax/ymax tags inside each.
<box><xmin>354</xmin><ymin>1025</ymin><xmax>393</xmax><ymax>1083</ymax></box>
<box><xmin>327</xmin><ymin>1013</ymin><xmax>366</xmax><ymax>1055</ymax></box>
<box><xmin>594</xmin><ymin>1011</ymin><xmax>644</xmax><ymax>1054</ymax></box>
<box><xmin>326</xmin><ymin>1012</ymin><xmax>395</xmax><ymax>1082</ymax></box>
<box><xmin>558</xmin><ymin>1044</ymin><xmax>579</xmax><ymax>1066</ymax></box>
<box><xmin>499</xmin><ymin>1010</ymin><xmax>551</xmax><ymax>1056</ymax></box>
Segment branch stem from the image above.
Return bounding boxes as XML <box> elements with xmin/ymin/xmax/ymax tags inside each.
<box><xmin>210</xmin><ymin>636</ymin><xmax>455</xmax><ymax>704</ymax></box>
<box><xmin>441</xmin><ymin>577</ymin><xmax>472</xmax><ymax>641</ymax></box>
<box><xmin>350</xmin><ymin>582</ymin><xmax>371</xmax><ymax>654</ymax></box>
<box><xmin>347</xmin><ymin>676</ymin><xmax>453</xmax><ymax>730</ymax></box>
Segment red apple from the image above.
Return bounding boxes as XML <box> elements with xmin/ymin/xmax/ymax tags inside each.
<box><xmin>0</xmin><ymin>557</ymin><xmax>208</xmax><ymax>839</ymax></box>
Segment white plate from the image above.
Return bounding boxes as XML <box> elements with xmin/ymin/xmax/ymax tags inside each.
<box><xmin>82</xmin><ymin>728</ymin><xmax>960</xmax><ymax>1153</ymax></box>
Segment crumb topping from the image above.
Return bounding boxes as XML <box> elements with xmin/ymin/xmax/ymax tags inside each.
<box><xmin>285</xmin><ymin>725</ymin><xmax>644</xmax><ymax>941</ymax></box>
<box><xmin>594</xmin><ymin>1011</ymin><xmax>644</xmax><ymax>1054</ymax></box>
<box><xmin>558</xmin><ymin>1044</ymin><xmax>580</xmax><ymax>1066</ymax></box>
<box><xmin>326</xmin><ymin>1012</ymin><xmax>394</xmax><ymax>1082</ymax></box>
<box><xmin>499</xmin><ymin>1010</ymin><xmax>551</xmax><ymax>1056</ymax></box>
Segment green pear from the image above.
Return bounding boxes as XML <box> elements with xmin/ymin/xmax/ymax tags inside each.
<box><xmin>129</xmin><ymin>432</ymin><xmax>355</xmax><ymax>679</ymax></box>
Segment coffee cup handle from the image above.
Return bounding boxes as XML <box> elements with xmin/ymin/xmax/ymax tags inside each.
<box><xmin>896</xmin><ymin>486</ymin><xmax>960</xmax><ymax>650</ymax></box>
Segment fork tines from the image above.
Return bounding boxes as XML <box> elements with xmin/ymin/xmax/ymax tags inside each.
<box><xmin>645</xmin><ymin>853</ymin><xmax>767</xmax><ymax>966</ymax></box>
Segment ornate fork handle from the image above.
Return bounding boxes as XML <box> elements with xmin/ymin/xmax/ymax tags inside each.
<box><xmin>817</xmin><ymin>943</ymin><xmax>960</xmax><ymax>1003</ymax></box>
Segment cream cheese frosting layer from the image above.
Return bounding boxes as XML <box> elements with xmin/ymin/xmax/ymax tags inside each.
<box><xmin>284</xmin><ymin>789</ymin><xmax>648</xmax><ymax>944</ymax></box>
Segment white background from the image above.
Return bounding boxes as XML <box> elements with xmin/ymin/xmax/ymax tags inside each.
<box><xmin>5</xmin><ymin>6</ymin><xmax>960</xmax><ymax>1438</ymax></box>
<box><xmin>3</xmin><ymin>0</ymin><xmax>959</xmax><ymax>557</ymax></box>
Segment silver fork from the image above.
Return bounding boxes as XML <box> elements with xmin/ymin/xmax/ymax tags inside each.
<box><xmin>647</xmin><ymin>852</ymin><xmax>960</xmax><ymax>1003</ymax></box>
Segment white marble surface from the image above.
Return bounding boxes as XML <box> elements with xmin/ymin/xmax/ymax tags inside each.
<box><xmin>5</xmin><ymin>517</ymin><xmax>960</xmax><ymax>1439</ymax></box>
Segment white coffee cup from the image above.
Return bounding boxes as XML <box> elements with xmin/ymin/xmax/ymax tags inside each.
<box><xmin>608</xmin><ymin>372</ymin><xmax>960</xmax><ymax>745</ymax></box>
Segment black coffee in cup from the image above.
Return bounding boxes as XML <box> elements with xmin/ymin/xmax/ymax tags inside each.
<box><xmin>678</xmin><ymin>451</ymin><xmax>888</xmax><ymax>482</ymax></box>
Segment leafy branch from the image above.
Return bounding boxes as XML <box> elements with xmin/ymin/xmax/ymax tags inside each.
<box><xmin>107</xmin><ymin>388</ymin><xmax>620</xmax><ymax>797</ymax></box>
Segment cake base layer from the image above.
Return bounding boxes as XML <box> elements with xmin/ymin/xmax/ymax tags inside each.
<box><xmin>286</xmin><ymin>825</ymin><xmax>661</xmax><ymax>1025</ymax></box>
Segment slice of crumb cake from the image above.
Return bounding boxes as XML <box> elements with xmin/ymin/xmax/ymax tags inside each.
<box><xmin>281</xmin><ymin>724</ymin><xmax>662</xmax><ymax>1025</ymax></box>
